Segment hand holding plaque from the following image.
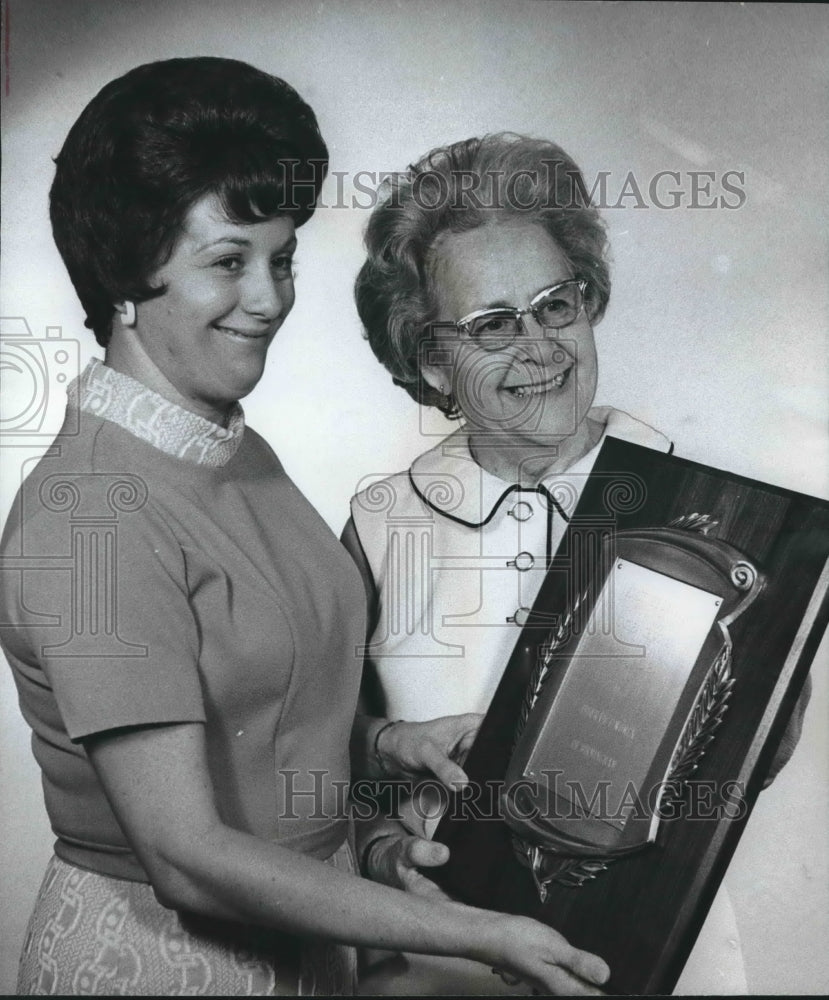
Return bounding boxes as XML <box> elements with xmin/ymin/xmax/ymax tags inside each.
<box><xmin>433</xmin><ymin>439</ymin><xmax>829</xmax><ymax>996</ymax></box>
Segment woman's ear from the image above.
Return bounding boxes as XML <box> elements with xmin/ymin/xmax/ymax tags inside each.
<box><xmin>421</xmin><ymin>363</ymin><xmax>450</xmax><ymax>397</ymax></box>
<box><xmin>114</xmin><ymin>300</ymin><xmax>137</xmax><ymax>328</ymax></box>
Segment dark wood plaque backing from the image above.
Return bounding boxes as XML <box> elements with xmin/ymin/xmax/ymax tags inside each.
<box><xmin>433</xmin><ymin>438</ymin><xmax>829</xmax><ymax>995</ymax></box>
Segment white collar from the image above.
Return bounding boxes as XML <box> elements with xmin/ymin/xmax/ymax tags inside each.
<box><xmin>68</xmin><ymin>358</ymin><xmax>245</xmax><ymax>467</ymax></box>
<box><xmin>408</xmin><ymin>407</ymin><xmax>671</xmax><ymax>526</ymax></box>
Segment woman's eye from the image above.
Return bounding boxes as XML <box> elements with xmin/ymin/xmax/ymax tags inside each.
<box><xmin>478</xmin><ymin>317</ymin><xmax>509</xmax><ymax>334</ymax></box>
<box><xmin>539</xmin><ymin>299</ymin><xmax>572</xmax><ymax>323</ymax></box>
<box><xmin>272</xmin><ymin>255</ymin><xmax>295</xmax><ymax>276</ymax></box>
<box><xmin>214</xmin><ymin>256</ymin><xmax>242</xmax><ymax>271</ymax></box>
<box><xmin>542</xmin><ymin>298</ymin><xmax>567</xmax><ymax>314</ymax></box>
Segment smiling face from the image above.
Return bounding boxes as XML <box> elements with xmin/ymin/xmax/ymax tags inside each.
<box><xmin>424</xmin><ymin>218</ymin><xmax>599</xmax><ymax>478</ymax></box>
<box><xmin>129</xmin><ymin>193</ymin><xmax>297</xmax><ymax>422</ymax></box>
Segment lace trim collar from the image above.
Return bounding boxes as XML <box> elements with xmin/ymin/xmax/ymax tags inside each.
<box><xmin>68</xmin><ymin>358</ymin><xmax>245</xmax><ymax>467</ymax></box>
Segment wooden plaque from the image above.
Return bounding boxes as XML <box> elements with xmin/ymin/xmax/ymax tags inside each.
<box><xmin>433</xmin><ymin>437</ymin><xmax>829</xmax><ymax>995</ymax></box>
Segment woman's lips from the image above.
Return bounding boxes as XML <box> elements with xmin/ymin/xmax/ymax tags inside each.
<box><xmin>214</xmin><ymin>324</ymin><xmax>272</xmax><ymax>342</ymax></box>
<box><xmin>504</xmin><ymin>365</ymin><xmax>573</xmax><ymax>398</ymax></box>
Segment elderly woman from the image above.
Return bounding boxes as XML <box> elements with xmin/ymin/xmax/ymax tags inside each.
<box><xmin>346</xmin><ymin>134</ymin><xmax>810</xmax><ymax>995</ymax></box>
<box><xmin>0</xmin><ymin>67</ymin><xmax>610</xmax><ymax>996</ymax></box>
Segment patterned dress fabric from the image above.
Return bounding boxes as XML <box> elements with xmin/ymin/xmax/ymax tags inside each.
<box><xmin>18</xmin><ymin>848</ymin><xmax>358</xmax><ymax>996</ymax></box>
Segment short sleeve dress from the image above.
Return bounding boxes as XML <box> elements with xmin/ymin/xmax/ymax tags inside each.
<box><xmin>0</xmin><ymin>359</ymin><xmax>367</xmax><ymax>995</ymax></box>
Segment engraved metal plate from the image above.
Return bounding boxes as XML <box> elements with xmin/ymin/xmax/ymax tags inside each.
<box><xmin>523</xmin><ymin>560</ymin><xmax>722</xmax><ymax>834</ymax></box>
<box><xmin>501</xmin><ymin>526</ymin><xmax>764</xmax><ymax>898</ymax></box>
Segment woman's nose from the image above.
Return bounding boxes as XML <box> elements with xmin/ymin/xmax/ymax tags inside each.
<box><xmin>518</xmin><ymin>309</ymin><xmax>563</xmax><ymax>342</ymax></box>
<box><xmin>514</xmin><ymin>316</ymin><xmax>576</xmax><ymax>364</ymax></box>
<box><xmin>547</xmin><ymin>337</ymin><xmax>576</xmax><ymax>368</ymax></box>
<box><xmin>242</xmin><ymin>267</ymin><xmax>287</xmax><ymax>320</ymax></box>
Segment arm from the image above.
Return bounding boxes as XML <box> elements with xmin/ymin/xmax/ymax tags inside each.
<box><xmin>342</xmin><ymin>510</ymin><xmax>478</xmax><ymax>897</ymax></box>
<box><xmin>341</xmin><ymin>514</ymin><xmax>378</xmax><ymax>632</ymax></box>
<box><xmin>341</xmin><ymin>514</ymin><xmax>482</xmax><ymax>788</ymax></box>
<box><xmin>85</xmin><ymin>720</ymin><xmax>609</xmax><ymax>994</ymax></box>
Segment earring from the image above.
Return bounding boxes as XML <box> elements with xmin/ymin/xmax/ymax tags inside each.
<box><xmin>118</xmin><ymin>301</ymin><xmax>137</xmax><ymax>328</ymax></box>
<box><xmin>439</xmin><ymin>383</ymin><xmax>446</xmax><ymax>394</ymax></box>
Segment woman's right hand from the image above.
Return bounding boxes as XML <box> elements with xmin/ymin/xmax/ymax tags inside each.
<box><xmin>481</xmin><ymin>913</ymin><xmax>609</xmax><ymax>996</ymax></box>
<box><xmin>364</xmin><ymin>830</ymin><xmax>450</xmax><ymax>900</ymax></box>
<box><xmin>364</xmin><ymin>828</ymin><xmax>609</xmax><ymax>994</ymax></box>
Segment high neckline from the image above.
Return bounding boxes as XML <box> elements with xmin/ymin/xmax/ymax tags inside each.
<box><xmin>67</xmin><ymin>358</ymin><xmax>245</xmax><ymax>467</ymax></box>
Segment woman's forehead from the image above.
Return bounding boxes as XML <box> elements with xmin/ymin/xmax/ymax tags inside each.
<box><xmin>175</xmin><ymin>193</ymin><xmax>297</xmax><ymax>250</ymax></box>
<box><xmin>430</xmin><ymin>219</ymin><xmax>572</xmax><ymax>314</ymax></box>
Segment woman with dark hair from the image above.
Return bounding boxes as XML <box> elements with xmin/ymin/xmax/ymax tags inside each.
<box><xmin>0</xmin><ymin>67</ymin><xmax>609</xmax><ymax>996</ymax></box>
<box><xmin>347</xmin><ymin>133</ymin><xmax>810</xmax><ymax>994</ymax></box>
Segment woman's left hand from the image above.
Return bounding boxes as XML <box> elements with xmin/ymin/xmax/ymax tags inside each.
<box><xmin>375</xmin><ymin>714</ymin><xmax>481</xmax><ymax>789</ymax></box>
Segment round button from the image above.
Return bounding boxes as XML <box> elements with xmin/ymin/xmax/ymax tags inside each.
<box><xmin>507</xmin><ymin>551</ymin><xmax>535</xmax><ymax>571</ymax></box>
<box><xmin>506</xmin><ymin>606</ymin><xmax>531</xmax><ymax>626</ymax></box>
<box><xmin>508</xmin><ymin>501</ymin><xmax>533</xmax><ymax>522</ymax></box>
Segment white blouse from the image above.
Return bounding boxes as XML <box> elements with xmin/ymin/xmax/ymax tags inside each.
<box><xmin>350</xmin><ymin>406</ymin><xmax>671</xmax><ymax>721</ymax></box>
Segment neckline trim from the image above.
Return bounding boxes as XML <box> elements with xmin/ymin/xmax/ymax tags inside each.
<box><xmin>68</xmin><ymin>358</ymin><xmax>245</xmax><ymax>467</ymax></box>
<box><xmin>407</xmin><ymin>409</ymin><xmax>671</xmax><ymax>524</ymax></box>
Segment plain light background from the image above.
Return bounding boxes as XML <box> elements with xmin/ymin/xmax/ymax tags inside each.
<box><xmin>1</xmin><ymin>0</ymin><xmax>826</xmax><ymax>994</ymax></box>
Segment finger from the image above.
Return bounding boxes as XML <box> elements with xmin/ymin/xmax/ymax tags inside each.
<box><xmin>402</xmin><ymin>836</ymin><xmax>449</xmax><ymax>869</ymax></box>
<box><xmin>448</xmin><ymin>711</ymin><xmax>483</xmax><ymax>733</ymax></box>
<box><xmin>364</xmin><ymin>835</ymin><xmax>400</xmax><ymax>885</ymax></box>
<box><xmin>492</xmin><ymin>967</ymin><xmax>524</xmax><ymax>987</ymax></box>
<box><xmin>400</xmin><ymin>870</ymin><xmax>450</xmax><ymax>900</ymax></box>
<box><xmin>456</xmin><ymin>728</ymin><xmax>478</xmax><ymax>756</ymax></box>
<box><xmin>533</xmin><ymin>956</ymin><xmax>609</xmax><ymax>995</ymax></box>
<box><xmin>420</xmin><ymin>741</ymin><xmax>469</xmax><ymax>789</ymax></box>
<box><xmin>538</xmin><ymin>966</ymin><xmax>608</xmax><ymax>996</ymax></box>
<box><xmin>451</xmin><ymin>713</ymin><xmax>481</xmax><ymax>761</ymax></box>
<box><xmin>443</xmin><ymin>713</ymin><xmax>481</xmax><ymax>751</ymax></box>
<box><xmin>561</xmin><ymin>948</ymin><xmax>610</xmax><ymax>987</ymax></box>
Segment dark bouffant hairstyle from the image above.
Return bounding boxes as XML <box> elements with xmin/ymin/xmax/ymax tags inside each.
<box><xmin>355</xmin><ymin>133</ymin><xmax>611</xmax><ymax>417</ymax></box>
<box><xmin>50</xmin><ymin>57</ymin><xmax>328</xmax><ymax>346</ymax></box>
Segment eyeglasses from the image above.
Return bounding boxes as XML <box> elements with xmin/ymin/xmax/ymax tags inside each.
<box><xmin>453</xmin><ymin>279</ymin><xmax>588</xmax><ymax>352</ymax></box>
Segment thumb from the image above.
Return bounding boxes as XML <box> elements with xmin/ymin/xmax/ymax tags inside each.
<box><xmin>565</xmin><ymin>947</ymin><xmax>610</xmax><ymax>987</ymax></box>
<box><xmin>432</xmin><ymin>756</ymin><xmax>471</xmax><ymax>791</ymax></box>
<box><xmin>404</xmin><ymin>837</ymin><xmax>450</xmax><ymax>870</ymax></box>
<box><xmin>419</xmin><ymin>740</ymin><xmax>470</xmax><ymax>790</ymax></box>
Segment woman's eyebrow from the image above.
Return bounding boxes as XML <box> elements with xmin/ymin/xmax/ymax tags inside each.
<box><xmin>530</xmin><ymin>277</ymin><xmax>573</xmax><ymax>298</ymax></box>
<box><xmin>194</xmin><ymin>235</ymin><xmax>298</xmax><ymax>253</ymax></box>
<box><xmin>194</xmin><ymin>236</ymin><xmax>252</xmax><ymax>252</ymax></box>
<box><xmin>473</xmin><ymin>299</ymin><xmax>514</xmax><ymax>312</ymax></box>
<box><xmin>475</xmin><ymin>279</ymin><xmax>571</xmax><ymax>311</ymax></box>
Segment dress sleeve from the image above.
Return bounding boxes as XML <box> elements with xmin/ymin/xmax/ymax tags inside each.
<box><xmin>5</xmin><ymin>493</ymin><xmax>205</xmax><ymax>741</ymax></box>
<box><xmin>340</xmin><ymin>513</ymin><xmax>378</xmax><ymax>633</ymax></box>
